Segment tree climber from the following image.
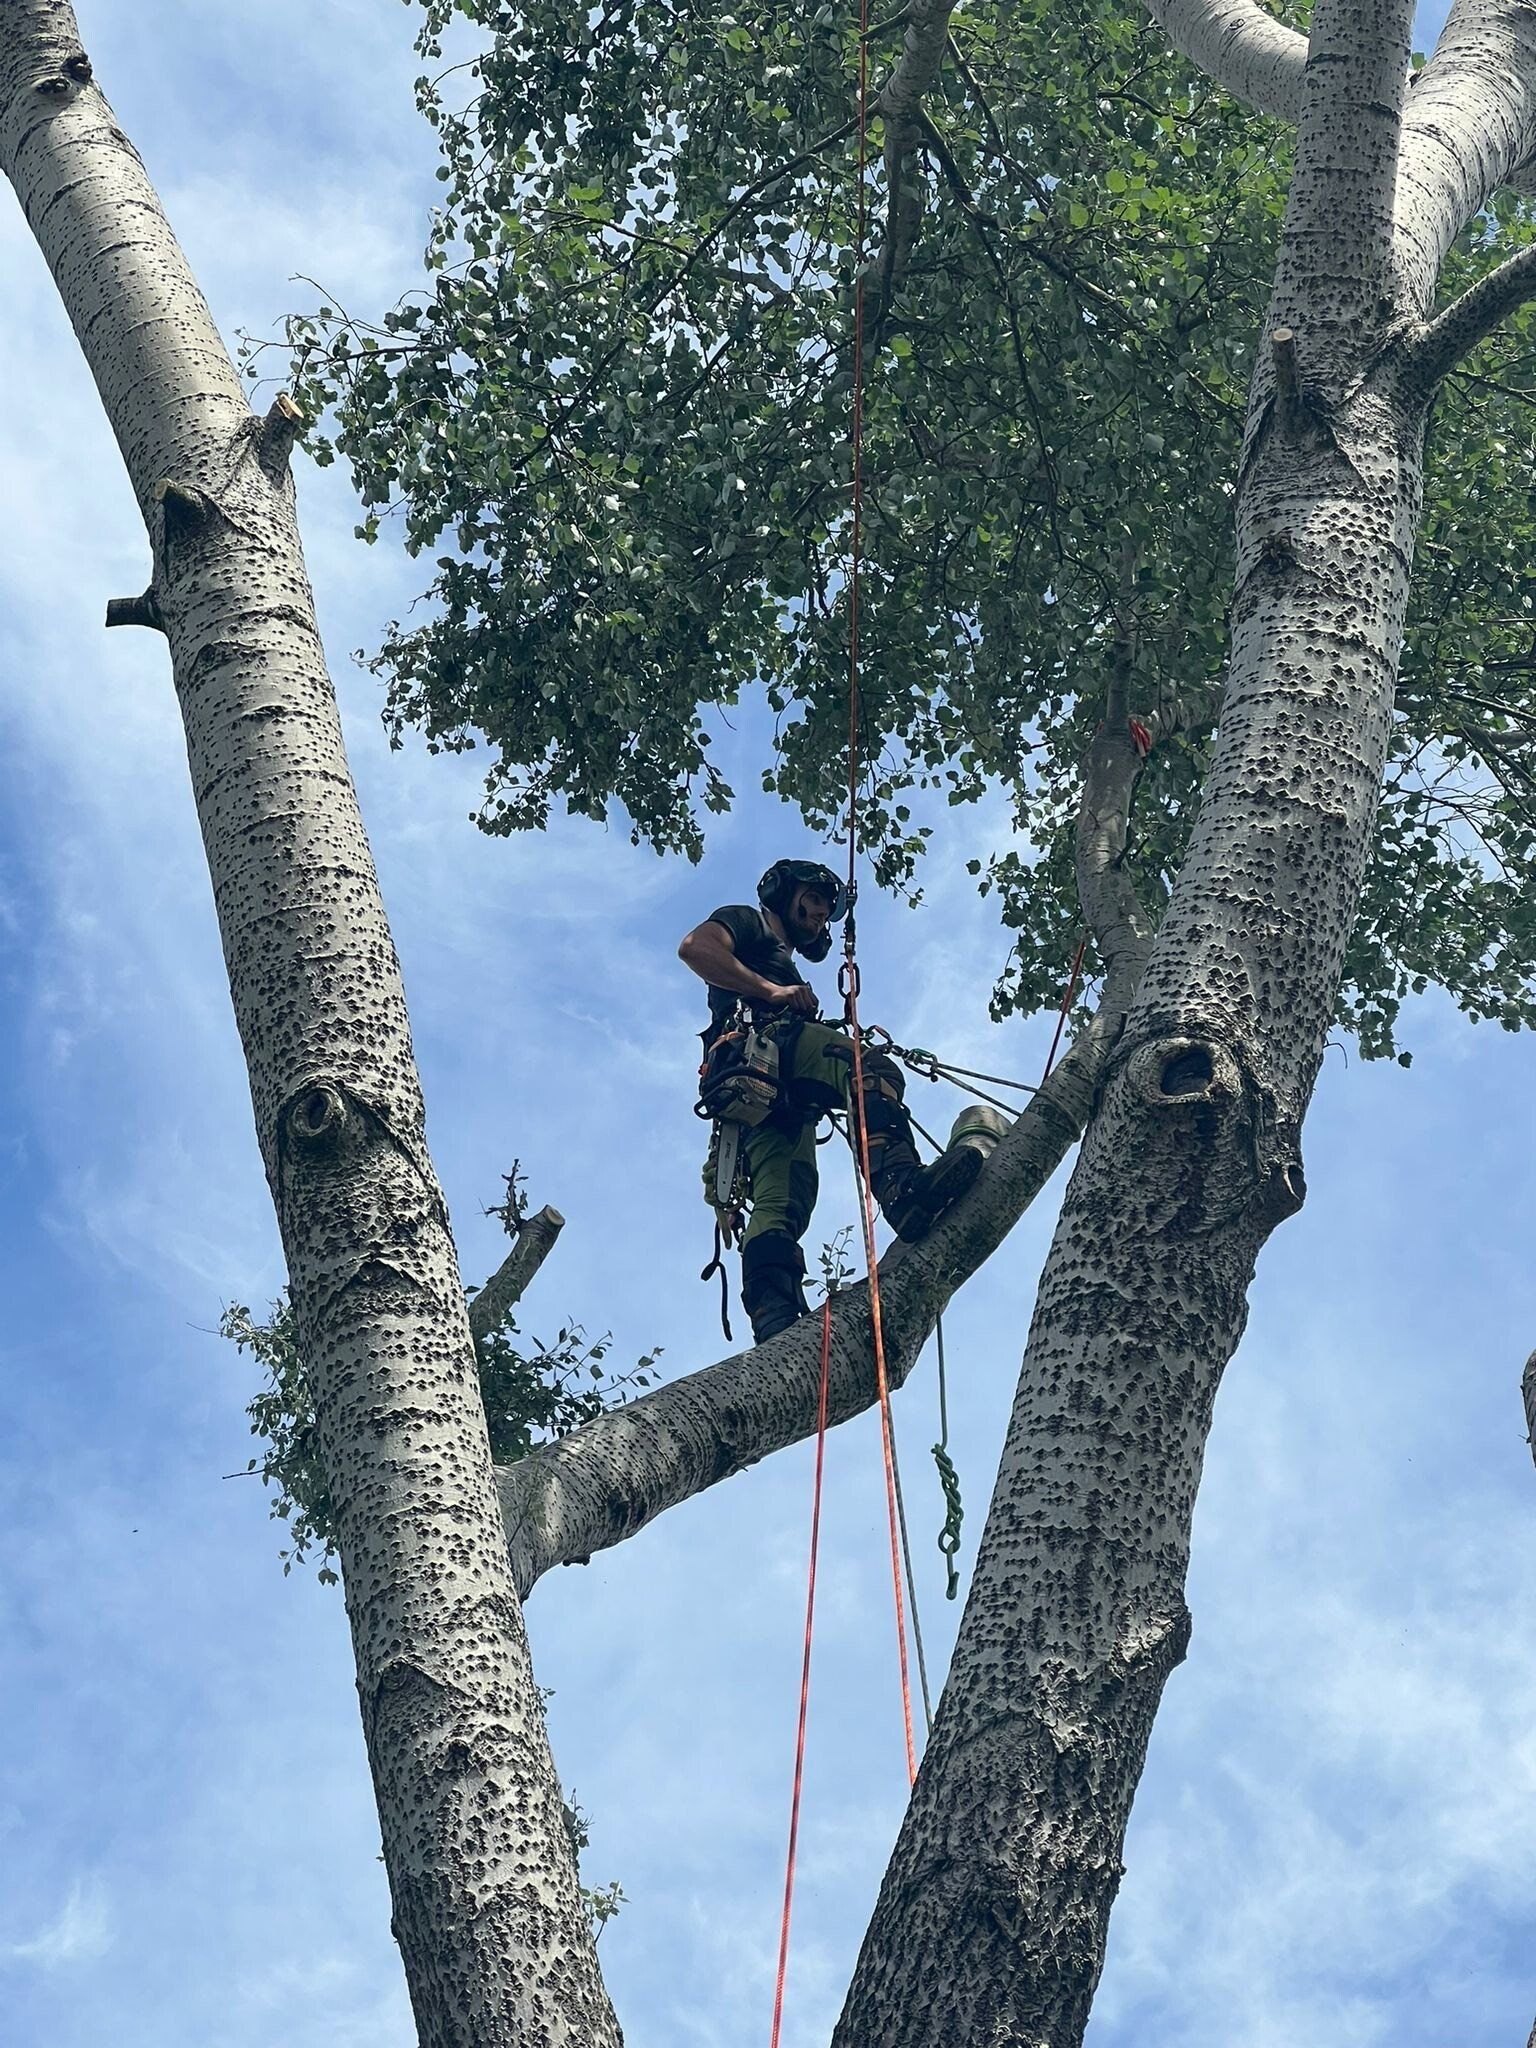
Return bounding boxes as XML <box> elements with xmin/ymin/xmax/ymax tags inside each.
<box><xmin>680</xmin><ymin>859</ymin><xmax>983</xmax><ymax>1343</ymax></box>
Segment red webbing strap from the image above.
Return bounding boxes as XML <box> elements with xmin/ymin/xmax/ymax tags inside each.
<box><xmin>768</xmin><ymin>1301</ymin><xmax>834</xmax><ymax>2048</ymax></box>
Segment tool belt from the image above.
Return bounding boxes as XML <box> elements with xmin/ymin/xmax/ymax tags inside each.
<box><xmin>696</xmin><ymin>1012</ymin><xmax>793</xmax><ymax>1128</ymax></box>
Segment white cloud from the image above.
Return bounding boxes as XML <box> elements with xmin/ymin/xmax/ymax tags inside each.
<box><xmin>3</xmin><ymin>1879</ymin><xmax>113</xmax><ymax>1970</ymax></box>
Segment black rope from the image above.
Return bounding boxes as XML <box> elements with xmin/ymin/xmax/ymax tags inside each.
<box><xmin>886</xmin><ymin>1398</ymin><xmax>936</xmax><ymax>1736</ymax></box>
<box><xmin>925</xmin><ymin>1057</ymin><xmax>1040</xmax><ymax>1095</ymax></box>
<box><xmin>876</xmin><ymin>1034</ymin><xmax>1040</xmax><ymax>1119</ymax></box>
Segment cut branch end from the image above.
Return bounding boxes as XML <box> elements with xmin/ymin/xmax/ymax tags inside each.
<box><xmin>152</xmin><ymin>476</ymin><xmax>214</xmax><ymax>531</ymax></box>
<box><xmin>258</xmin><ymin>391</ymin><xmax>306</xmax><ymax>473</ymax></box>
<box><xmin>104</xmin><ymin>588</ymin><xmax>164</xmax><ymax>633</ymax></box>
<box><xmin>1271</xmin><ymin>327</ymin><xmax>1298</xmax><ymax>401</ymax></box>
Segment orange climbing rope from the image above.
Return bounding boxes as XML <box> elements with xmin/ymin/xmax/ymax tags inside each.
<box><xmin>772</xmin><ymin>6</ymin><xmax>1096</xmax><ymax>2022</ymax></box>
<box><xmin>767</xmin><ymin>24</ymin><xmax>917</xmax><ymax>2039</ymax></box>
<box><xmin>768</xmin><ymin>1301</ymin><xmax>834</xmax><ymax>2048</ymax></box>
<box><xmin>839</xmin><ymin>0</ymin><xmax>920</xmax><ymax>1794</ymax></box>
<box><xmin>1040</xmin><ymin>934</ymin><xmax>1088</xmax><ymax>1086</ymax></box>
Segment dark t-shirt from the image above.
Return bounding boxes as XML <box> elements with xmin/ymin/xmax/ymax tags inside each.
<box><xmin>701</xmin><ymin>903</ymin><xmax>807</xmax><ymax>1032</ymax></box>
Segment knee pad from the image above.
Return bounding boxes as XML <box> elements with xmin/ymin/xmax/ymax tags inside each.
<box><xmin>742</xmin><ymin>1231</ymin><xmax>806</xmax><ymax>1282</ymax></box>
<box><xmin>859</xmin><ymin>1048</ymin><xmax>906</xmax><ymax>1101</ymax></box>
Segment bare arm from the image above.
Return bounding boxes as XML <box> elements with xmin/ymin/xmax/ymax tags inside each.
<box><xmin>678</xmin><ymin>920</ymin><xmax>817</xmax><ymax>1014</ymax></box>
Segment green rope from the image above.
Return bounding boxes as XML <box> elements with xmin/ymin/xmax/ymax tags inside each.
<box><xmin>930</xmin><ymin>1312</ymin><xmax>964</xmax><ymax>1601</ymax></box>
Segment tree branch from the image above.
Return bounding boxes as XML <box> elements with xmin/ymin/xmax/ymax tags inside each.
<box><xmin>1397</xmin><ymin>0</ymin><xmax>1536</xmax><ymax>306</ymax></box>
<box><xmin>865</xmin><ymin>0</ymin><xmax>960</xmax><ymax>325</ymax></box>
<box><xmin>468</xmin><ymin>1204</ymin><xmax>565</xmax><ymax>1343</ymax></box>
<box><xmin>1391</xmin><ymin>240</ymin><xmax>1536</xmax><ymax>399</ymax></box>
<box><xmin>495</xmin><ymin>708</ymin><xmax>1166</xmax><ymax>1597</ymax></box>
<box><xmin>495</xmin><ymin>1028</ymin><xmax>1106</xmax><ymax>1598</ymax></box>
<box><xmin>1524</xmin><ymin>1350</ymin><xmax>1536</xmax><ymax>1475</ymax></box>
<box><xmin>1140</xmin><ymin>0</ymin><xmax>1304</xmax><ymax>120</ymax></box>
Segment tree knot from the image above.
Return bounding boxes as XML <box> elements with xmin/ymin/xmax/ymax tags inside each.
<box><xmin>285</xmin><ymin>1081</ymin><xmax>348</xmax><ymax>1149</ymax></box>
<box><xmin>34</xmin><ymin>52</ymin><xmax>91</xmax><ymax>98</ymax></box>
<box><xmin>1126</xmin><ymin>1035</ymin><xmax>1242</xmax><ymax>1109</ymax></box>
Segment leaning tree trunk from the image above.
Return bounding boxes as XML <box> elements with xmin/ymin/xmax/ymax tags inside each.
<box><xmin>0</xmin><ymin>7</ymin><xmax>617</xmax><ymax>2044</ymax></box>
<box><xmin>834</xmin><ymin>0</ymin><xmax>1431</xmax><ymax>2039</ymax></box>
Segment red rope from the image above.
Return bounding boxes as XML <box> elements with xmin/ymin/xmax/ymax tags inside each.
<box><xmin>840</xmin><ymin>0</ymin><xmax>919</xmax><ymax>1792</ymax></box>
<box><xmin>769</xmin><ymin>28</ymin><xmax>919</xmax><ymax>2040</ymax></box>
<box><xmin>768</xmin><ymin>1301</ymin><xmax>834</xmax><ymax>2048</ymax></box>
<box><xmin>1040</xmin><ymin>934</ymin><xmax>1087</xmax><ymax>1086</ymax></box>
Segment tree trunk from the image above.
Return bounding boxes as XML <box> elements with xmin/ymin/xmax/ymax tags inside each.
<box><xmin>0</xmin><ymin>7</ymin><xmax>617</xmax><ymax>2043</ymax></box>
<box><xmin>834</xmin><ymin>0</ymin><xmax>1429</xmax><ymax>2039</ymax></box>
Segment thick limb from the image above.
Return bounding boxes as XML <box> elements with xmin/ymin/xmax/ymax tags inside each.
<box><xmin>1141</xmin><ymin>0</ymin><xmax>1304</xmax><ymax>117</ymax></box>
<box><xmin>497</xmin><ymin>1026</ymin><xmax>1109</xmax><ymax>1599</ymax></box>
<box><xmin>1397</xmin><ymin>0</ymin><xmax>1536</xmax><ymax>302</ymax></box>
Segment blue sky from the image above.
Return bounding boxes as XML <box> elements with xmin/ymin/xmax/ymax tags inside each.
<box><xmin>2</xmin><ymin>3</ymin><xmax>1533</xmax><ymax>2045</ymax></box>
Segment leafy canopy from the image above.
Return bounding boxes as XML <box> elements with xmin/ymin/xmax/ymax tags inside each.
<box><xmin>272</xmin><ymin>0</ymin><xmax>1536</xmax><ymax>1058</ymax></box>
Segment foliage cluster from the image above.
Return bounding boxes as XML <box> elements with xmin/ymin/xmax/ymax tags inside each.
<box><xmin>264</xmin><ymin>0</ymin><xmax>1536</xmax><ymax>1058</ymax></box>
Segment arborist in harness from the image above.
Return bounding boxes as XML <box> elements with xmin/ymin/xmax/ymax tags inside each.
<box><xmin>680</xmin><ymin>858</ymin><xmax>983</xmax><ymax>1344</ymax></box>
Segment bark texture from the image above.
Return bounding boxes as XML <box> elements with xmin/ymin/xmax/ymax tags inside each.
<box><xmin>1142</xmin><ymin>0</ymin><xmax>1305</xmax><ymax>117</ymax></box>
<box><xmin>0</xmin><ymin>8</ymin><xmax>616</xmax><ymax>2044</ymax></box>
<box><xmin>831</xmin><ymin>0</ymin><xmax>1483</xmax><ymax>2038</ymax></box>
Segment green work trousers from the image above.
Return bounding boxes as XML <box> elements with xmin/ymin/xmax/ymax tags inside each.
<box><xmin>741</xmin><ymin>1021</ymin><xmax>855</xmax><ymax>1247</ymax></box>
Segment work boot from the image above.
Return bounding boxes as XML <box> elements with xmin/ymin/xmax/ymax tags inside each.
<box><xmin>741</xmin><ymin>1231</ymin><xmax>811</xmax><ymax>1344</ymax></box>
<box><xmin>878</xmin><ymin>1141</ymin><xmax>984</xmax><ymax>1243</ymax></box>
<box><xmin>857</xmin><ymin>1051</ymin><xmax>985</xmax><ymax>1243</ymax></box>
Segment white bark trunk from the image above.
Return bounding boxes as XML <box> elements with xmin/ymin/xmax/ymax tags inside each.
<box><xmin>0</xmin><ymin>8</ymin><xmax>616</xmax><ymax>2043</ymax></box>
<box><xmin>834</xmin><ymin>0</ymin><xmax>1435</xmax><ymax>2038</ymax></box>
